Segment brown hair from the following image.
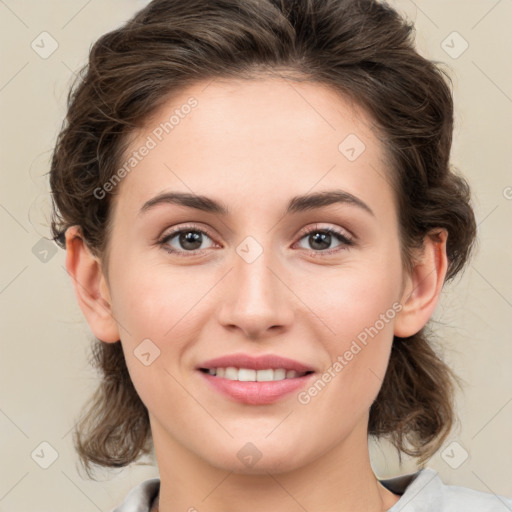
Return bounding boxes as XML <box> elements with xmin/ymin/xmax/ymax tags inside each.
<box><xmin>49</xmin><ymin>0</ymin><xmax>476</xmax><ymax>477</ymax></box>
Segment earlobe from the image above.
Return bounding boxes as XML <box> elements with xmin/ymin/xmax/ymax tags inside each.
<box><xmin>394</xmin><ymin>229</ymin><xmax>449</xmax><ymax>338</ymax></box>
<box><xmin>64</xmin><ymin>225</ymin><xmax>120</xmax><ymax>343</ymax></box>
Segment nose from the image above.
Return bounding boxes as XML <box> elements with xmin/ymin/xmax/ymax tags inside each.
<box><xmin>216</xmin><ymin>248</ymin><xmax>295</xmax><ymax>340</ymax></box>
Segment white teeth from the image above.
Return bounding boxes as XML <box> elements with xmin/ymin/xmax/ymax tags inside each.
<box><xmin>273</xmin><ymin>368</ymin><xmax>286</xmax><ymax>380</ymax></box>
<box><xmin>256</xmin><ymin>369</ymin><xmax>275</xmax><ymax>381</ymax></box>
<box><xmin>224</xmin><ymin>367</ymin><xmax>238</xmax><ymax>380</ymax></box>
<box><xmin>238</xmin><ymin>368</ymin><xmax>256</xmax><ymax>381</ymax></box>
<box><xmin>204</xmin><ymin>367</ymin><xmax>308</xmax><ymax>381</ymax></box>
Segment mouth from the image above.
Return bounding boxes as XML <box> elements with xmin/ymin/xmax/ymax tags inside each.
<box><xmin>195</xmin><ymin>353</ymin><xmax>318</xmax><ymax>404</ymax></box>
<box><xmin>197</xmin><ymin>366</ymin><xmax>317</xmax><ymax>405</ymax></box>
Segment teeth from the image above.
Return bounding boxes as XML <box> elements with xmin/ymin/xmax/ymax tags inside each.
<box><xmin>205</xmin><ymin>367</ymin><xmax>308</xmax><ymax>381</ymax></box>
<box><xmin>225</xmin><ymin>367</ymin><xmax>238</xmax><ymax>380</ymax></box>
<box><xmin>238</xmin><ymin>368</ymin><xmax>256</xmax><ymax>381</ymax></box>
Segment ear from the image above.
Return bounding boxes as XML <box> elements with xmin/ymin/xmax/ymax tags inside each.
<box><xmin>394</xmin><ymin>229</ymin><xmax>449</xmax><ymax>338</ymax></box>
<box><xmin>64</xmin><ymin>225</ymin><xmax>120</xmax><ymax>343</ymax></box>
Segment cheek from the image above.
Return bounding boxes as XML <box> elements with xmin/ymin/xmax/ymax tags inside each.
<box><xmin>300</xmin><ymin>292</ymin><xmax>396</xmax><ymax>427</ymax></box>
<box><xmin>107</xmin><ymin>254</ymin><xmax>221</xmax><ymax>397</ymax></box>
<box><xmin>109</xmin><ymin>248</ymin><xmax>203</xmax><ymax>342</ymax></box>
<box><xmin>303</xmin><ymin>255</ymin><xmax>401</xmax><ymax>406</ymax></box>
<box><xmin>312</xmin><ymin>256</ymin><xmax>401</xmax><ymax>344</ymax></box>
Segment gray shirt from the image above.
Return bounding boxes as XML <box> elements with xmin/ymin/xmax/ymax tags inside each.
<box><xmin>109</xmin><ymin>467</ymin><xmax>512</xmax><ymax>511</ymax></box>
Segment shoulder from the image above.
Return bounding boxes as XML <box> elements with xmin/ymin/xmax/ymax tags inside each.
<box><xmin>381</xmin><ymin>467</ymin><xmax>512</xmax><ymax>512</ymax></box>
<box><xmin>107</xmin><ymin>470</ymin><xmax>512</xmax><ymax>512</ymax></box>
<box><xmin>108</xmin><ymin>478</ymin><xmax>160</xmax><ymax>512</ymax></box>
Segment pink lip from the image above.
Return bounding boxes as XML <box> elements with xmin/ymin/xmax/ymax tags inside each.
<box><xmin>196</xmin><ymin>353</ymin><xmax>317</xmax><ymax>405</ymax></box>
<box><xmin>197</xmin><ymin>353</ymin><xmax>316</xmax><ymax>373</ymax></box>
<box><xmin>198</xmin><ymin>371</ymin><xmax>316</xmax><ymax>405</ymax></box>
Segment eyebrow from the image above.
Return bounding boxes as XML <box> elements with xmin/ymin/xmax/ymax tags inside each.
<box><xmin>138</xmin><ymin>189</ymin><xmax>375</xmax><ymax>218</ymax></box>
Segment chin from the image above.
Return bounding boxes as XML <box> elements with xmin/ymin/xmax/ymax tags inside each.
<box><xmin>203</xmin><ymin>441</ymin><xmax>309</xmax><ymax>475</ymax></box>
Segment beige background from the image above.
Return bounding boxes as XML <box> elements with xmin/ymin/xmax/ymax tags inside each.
<box><xmin>1</xmin><ymin>0</ymin><xmax>511</xmax><ymax>510</ymax></box>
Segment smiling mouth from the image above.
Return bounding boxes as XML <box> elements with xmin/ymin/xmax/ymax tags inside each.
<box><xmin>199</xmin><ymin>367</ymin><xmax>315</xmax><ymax>382</ymax></box>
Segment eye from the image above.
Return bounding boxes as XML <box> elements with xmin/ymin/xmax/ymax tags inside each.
<box><xmin>158</xmin><ymin>224</ymin><xmax>216</xmax><ymax>256</ymax></box>
<box><xmin>294</xmin><ymin>225</ymin><xmax>354</xmax><ymax>255</ymax></box>
<box><xmin>158</xmin><ymin>223</ymin><xmax>355</xmax><ymax>257</ymax></box>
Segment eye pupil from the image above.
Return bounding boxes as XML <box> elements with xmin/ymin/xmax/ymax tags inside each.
<box><xmin>180</xmin><ymin>231</ymin><xmax>202</xmax><ymax>250</ymax></box>
<box><xmin>310</xmin><ymin>232</ymin><xmax>331</xmax><ymax>250</ymax></box>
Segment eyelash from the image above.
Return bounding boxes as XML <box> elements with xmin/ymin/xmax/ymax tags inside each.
<box><xmin>157</xmin><ymin>223</ymin><xmax>355</xmax><ymax>257</ymax></box>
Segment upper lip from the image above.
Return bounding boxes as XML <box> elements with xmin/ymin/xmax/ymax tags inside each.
<box><xmin>197</xmin><ymin>353</ymin><xmax>316</xmax><ymax>373</ymax></box>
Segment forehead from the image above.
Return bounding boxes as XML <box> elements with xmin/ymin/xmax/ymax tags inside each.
<box><xmin>110</xmin><ymin>76</ymin><xmax>394</xmax><ymax>220</ymax></box>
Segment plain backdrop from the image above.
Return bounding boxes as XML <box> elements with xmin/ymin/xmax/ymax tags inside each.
<box><xmin>1</xmin><ymin>0</ymin><xmax>511</xmax><ymax>510</ymax></box>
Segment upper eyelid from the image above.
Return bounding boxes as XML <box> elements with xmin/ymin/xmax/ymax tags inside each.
<box><xmin>161</xmin><ymin>223</ymin><xmax>215</xmax><ymax>241</ymax></box>
<box><xmin>302</xmin><ymin>223</ymin><xmax>354</xmax><ymax>240</ymax></box>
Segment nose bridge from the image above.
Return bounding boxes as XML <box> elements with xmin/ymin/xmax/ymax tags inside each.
<box><xmin>217</xmin><ymin>234</ymin><xmax>293</xmax><ymax>336</ymax></box>
<box><xmin>234</xmin><ymin>238</ymin><xmax>281</xmax><ymax>309</ymax></box>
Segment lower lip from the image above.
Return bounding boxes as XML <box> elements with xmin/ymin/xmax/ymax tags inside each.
<box><xmin>198</xmin><ymin>370</ymin><xmax>316</xmax><ymax>405</ymax></box>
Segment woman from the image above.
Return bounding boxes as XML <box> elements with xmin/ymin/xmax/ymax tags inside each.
<box><xmin>49</xmin><ymin>0</ymin><xmax>511</xmax><ymax>510</ymax></box>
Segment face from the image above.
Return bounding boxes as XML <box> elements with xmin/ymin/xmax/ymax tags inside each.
<box><xmin>95</xmin><ymin>76</ymin><xmax>412</xmax><ymax>474</ymax></box>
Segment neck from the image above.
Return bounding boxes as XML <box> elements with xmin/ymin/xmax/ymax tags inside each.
<box><xmin>150</xmin><ymin>416</ymin><xmax>400</xmax><ymax>512</ymax></box>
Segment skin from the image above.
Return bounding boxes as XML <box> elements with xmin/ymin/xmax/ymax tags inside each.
<box><xmin>65</xmin><ymin>76</ymin><xmax>448</xmax><ymax>512</ymax></box>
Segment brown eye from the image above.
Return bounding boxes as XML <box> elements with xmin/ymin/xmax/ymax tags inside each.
<box><xmin>159</xmin><ymin>225</ymin><xmax>216</xmax><ymax>256</ymax></box>
<box><xmin>295</xmin><ymin>226</ymin><xmax>354</xmax><ymax>254</ymax></box>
